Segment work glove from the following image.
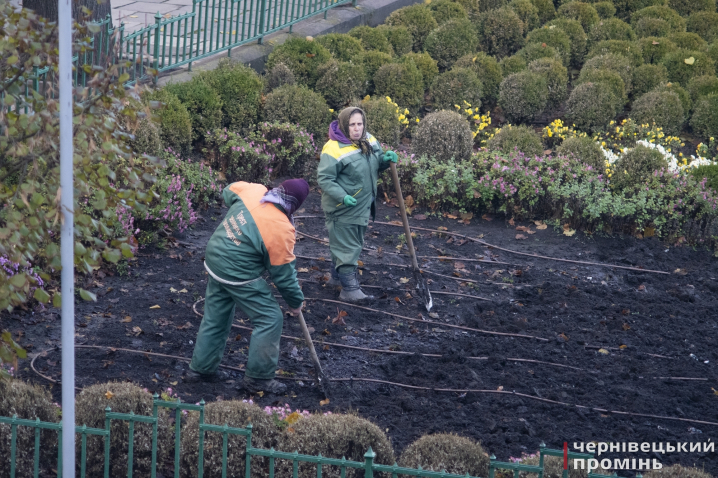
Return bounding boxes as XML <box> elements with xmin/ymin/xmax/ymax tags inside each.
<box><xmin>383</xmin><ymin>150</ymin><xmax>398</xmax><ymax>163</ymax></box>
<box><xmin>343</xmin><ymin>195</ymin><xmax>357</xmax><ymax>207</ymax></box>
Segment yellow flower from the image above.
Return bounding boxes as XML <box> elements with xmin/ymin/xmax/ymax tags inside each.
<box><xmin>710</xmin><ymin>137</ymin><xmax>715</xmax><ymax>141</ymax></box>
<box><xmin>454</xmin><ymin>104</ymin><xmax>460</xmax><ymax>109</ymax></box>
<box><xmin>415</xmin><ymin>118</ymin><xmax>420</xmax><ymax>123</ymax></box>
<box><xmin>404</xmin><ymin>109</ymin><xmax>409</xmax><ymax>115</ymax></box>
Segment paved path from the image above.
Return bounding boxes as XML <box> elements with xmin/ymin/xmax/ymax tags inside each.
<box><xmin>112</xmin><ymin>0</ymin><xmax>198</xmax><ymax>34</ymax></box>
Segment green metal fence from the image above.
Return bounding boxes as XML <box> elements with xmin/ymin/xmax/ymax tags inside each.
<box><xmin>0</xmin><ymin>394</ymin><xmax>606</xmax><ymax>478</ymax></box>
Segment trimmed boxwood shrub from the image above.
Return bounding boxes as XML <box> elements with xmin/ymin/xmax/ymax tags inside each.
<box><xmin>498</xmin><ymin>70</ymin><xmax>549</xmax><ymax>122</ymax></box>
<box><xmin>687</xmin><ymin>75</ymin><xmax>718</xmax><ymax>101</ymax></box>
<box><xmin>667</xmin><ymin>0</ymin><xmax>715</xmax><ymax>16</ymax></box>
<box><xmin>429</xmin><ymin>0</ymin><xmax>469</xmax><ymax>24</ymax></box>
<box><xmin>430</xmin><ymin>68</ymin><xmax>484</xmax><ymax>110</ymax></box>
<box><xmin>361</xmin><ymin>97</ymin><xmax>401</xmax><ymax>147</ymax></box>
<box><xmin>480</xmin><ymin>0</ymin><xmax>510</xmax><ymax>11</ymax></box>
<box><xmin>661</xmin><ymin>49</ymin><xmax>715</xmax><ymax>86</ymax></box>
<box><xmin>398</xmin><ymin>434</ymin><xmax>490</xmax><ymax>477</ymax></box>
<box><xmin>546</xmin><ymin>18</ymin><xmax>588</xmax><ymax>67</ymax></box>
<box><xmin>355</xmin><ymin>51</ymin><xmax>393</xmax><ymax>94</ymax></box>
<box><xmin>631</xmin><ymin>63</ymin><xmax>669</xmax><ymax>98</ymax></box>
<box><xmin>556</xmin><ymin>135</ymin><xmax>606</xmax><ymax>170</ymax></box>
<box><xmin>455</xmin><ymin>0</ymin><xmax>483</xmax><ymax>18</ymax></box>
<box><xmin>373</xmin><ymin>58</ymin><xmax>425</xmax><ymax>109</ymax></box>
<box><xmin>586</xmin><ymin>40</ymin><xmax>644</xmax><ymax>66</ymax></box>
<box><xmin>142</xmin><ymin>88</ymin><xmax>192</xmax><ymax>154</ymax></box>
<box><xmin>690</xmin><ymin>164</ymin><xmax>718</xmax><ymax>191</ymax></box>
<box><xmin>531</xmin><ymin>0</ymin><xmax>556</xmax><ymax>23</ymax></box>
<box><xmin>565</xmin><ymin>81</ymin><xmax>623</xmax><ymax>132</ymax></box>
<box><xmin>589</xmin><ymin>18</ymin><xmax>636</xmax><ymax>44</ymax></box>
<box><xmin>691</xmin><ymin>93</ymin><xmax>718</xmax><ymax>140</ymax></box>
<box><xmin>349</xmin><ymin>25</ymin><xmax>394</xmax><ymax>55</ymax></box>
<box><xmin>576</xmin><ymin>67</ymin><xmax>628</xmax><ymax>102</ymax></box>
<box><xmin>653</xmin><ymin>81</ymin><xmax>693</xmax><ymax>112</ymax></box>
<box><xmin>487</xmin><ymin>124</ymin><xmax>545</xmax><ymax>156</ymax></box>
<box><xmin>594</xmin><ymin>1</ymin><xmax>617</xmax><ymax>18</ymax></box>
<box><xmin>634</xmin><ymin>17</ymin><xmax>672</xmax><ymax>38</ymax></box>
<box><xmin>583</xmin><ymin>53</ymin><xmax>633</xmax><ymax>91</ymax></box>
<box><xmin>265</xmin><ymin>37</ymin><xmax>332</xmax><ymax>88</ymax></box>
<box><xmin>557</xmin><ymin>2</ymin><xmax>600</xmax><ymax>31</ymax></box>
<box><xmin>528</xmin><ymin>57</ymin><xmax>569</xmax><ymax>107</ymax></box>
<box><xmin>517</xmin><ymin>43</ymin><xmax>562</xmax><ymax>64</ymax></box>
<box><xmin>266</xmin><ymin>62</ymin><xmax>295</xmax><ymax>92</ymax></box>
<box><xmin>424</xmin><ymin>18</ymin><xmax>479</xmax><ymax>70</ymax></box>
<box><xmin>613</xmin><ymin>0</ymin><xmax>667</xmax><ymax>20</ymax></box>
<box><xmin>405</xmin><ymin>52</ymin><xmax>439</xmax><ymax>89</ymax></box>
<box><xmin>199</xmin><ymin>60</ymin><xmax>263</xmax><ymax>133</ymax></box>
<box><xmin>386</xmin><ymin>4</ymin><xmax>439</xmax><ymax>52</ymax></box>
<box><xmin>377</xmin><ymin>25</ymin><xmax>413</xmax><ymax>56</ymax></box>
<box><xmin>526</xmin><ymin>26</ymin><xmax>572</xmax><ymax>65</ymax></box>
<box><xmin>631</xmin><ymin>6</ymin><xmax>686</xmax><ymax>34</ymax></box>
<box><xmin>510</xmin><ymin>0</ymin><xmax>541</xmax><ymax>31</ymax></box>
<box><xmin>687</xmin><ymin>12</ymin><xmax>718</xmax><ymax>44</ymax></box>
<box><xmin>315</xmin><ymin>61</ymin><xmax>367</xmax><ymax>109</ymax></box>
<box><xmin>708</xmin><ymin>40</ymin><xmax>718</xmax><ymax>73</ymax></box>
<box><xmin>631</xmin><ymin>89</ymin><xmax>685</xmax><ymax>134</ymax></box>
<box><xmin>668</xmin><ymin>32</ymin><xmax>706</xmax><ymax>52</ymax></box>
<box><xmin>316</xmin><ymin>33</ymin><xmax>365</xmax><ymax>62</ymax></box>
<box><xmin>263</xmin><ymin>84</ymin><xmax>332</xmax><ymax>140</ymax></box>
<box><xmin>477</xmin><ymin>7</ymin><xmax>526</xmax><ymax>58</ymax></box>
<box><xmin>638</xmin><ymin>36</ymin><xmax>677</xmax><ymax>63</ymax></box>
<box><xmin>165</xmin><ymin>78</ymin><xmax>223</xmax><ymax>144</ymax></box>
<box><xmin>453</xmin><ymin>53</ymin><xmax>504</xmax><ymax>104</ymax></box>
<box><xmin>500</xmin><ymin>54</ymin><xmax>528</xmax><ymax>76</ymax></box>
<box><xmin>413</xmin><ymin>110</ymin><xmax>474</xmax><ymax>161</ymax></box>
<box><xmin>610</xmin><ymin>144</ymin><xmax>668</xmax><ymax>192</ymax></box>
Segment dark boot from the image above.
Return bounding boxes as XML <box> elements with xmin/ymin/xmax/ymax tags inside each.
<box><xmin>326</xmin><ymin>261</ymin><xmax>341</xmax><ymax>287</ymax></box>
<box><xmin>240</xmin><ymin>376</ymin><xmax>287</xmax><ymax>394</ymax></box>
<box><xmin>184</xmin><ymin>369</ymin><xmax>230</xmax><ymax>383</ymax></box>
<box><xmin>338</xmin><ymin>270</ymin><xmax>373</xmax><ymax>302</ymax></box>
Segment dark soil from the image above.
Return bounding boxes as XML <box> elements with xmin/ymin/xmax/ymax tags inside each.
<box><xmin>5</xmin><ymin>190</ymin><xmax>718</xmax><ymax>476</ymax></box>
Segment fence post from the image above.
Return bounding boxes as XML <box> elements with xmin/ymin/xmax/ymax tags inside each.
<box><xmin>34</xmin><ymin>418</ymin><xmax>41</xmax><ymax>478</ymax></box>
<box><xmin>104</xmin><ymin>407</ymin><xmax>111</xmax><ymax>478</ymax></box>
<box><xmin>127</xmin><ymin>412</ymin><xmax>136</xmax><ymax>478</ymax></box>
<box><xmin>489</xmin><ymin>454</ymin><xmax>496</xmax><ymax>478</ymax></box>
<box><xmin>245</xmin><ymin>423</ymin><xmax>253</xmax><ymax>478</ymax></box>
<box><xmin>539</xmin><ymin>442</ymin><xmax>546</xmax><ymax>478</ymax></box>
<box><xmin>153</xmin><ymin>12</ymin><xmax>162</xmax><ymax>84</ymax></box>
<box><xmin>151</xmin><ymin>394</ymin><xmax>159</xmax><ymax>478</ymax></box>
<box><xmin>258</xmin><ymin>0</ymin><xmax>267</xmax><ymax>44</ymax></box>
<box><xmin>10</xmin><ymin>415</ymin><xmax>17</xmax><ymax>478</ymax></box>
<box><xmin>363</xmin><ymin>447</ymin><xmax>375</xmax><ymax>478</ymax></box>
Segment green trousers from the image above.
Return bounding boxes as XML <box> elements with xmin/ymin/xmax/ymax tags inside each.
<box><xmin>326</xmin><ymin>221</ymin><xmax>367</xmax><ymax>273</ymax></box>
<box><xmin>190</xmin><ymin>276</ymin><xmax>283</xmax><ymax>380</ymax></box>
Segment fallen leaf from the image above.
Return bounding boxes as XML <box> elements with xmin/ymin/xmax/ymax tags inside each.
<box><xmin>644</xmin><ymin>226</ymin><xmax>655</xmax><ymax>238</ymax></box>
<box><xmin>235</xmin><ymin>334</ymin><xmax>242</xmax><ymax>341</ymax></box>
<box><xmin>473</xmin><ymin>189</ymin><xmax>482</xmax><ymax>198</ymax></box>
<box><xmin>257</xmin><ymin>391</ymin><xmax>264</xmax><ymax>397</ymax></box>
<box><xmin>105</xmin><ymin>391</ymin><xmax>114</xmax><ymax>399</ymax></box>
<box><xmin>322</xmin><ymin>329</ymin><xmax>331</xmax><ymax>336</ymax></box>
<box><xmin>508</xmin><ymin>218</ymin><xmax>515</xmax><ymax>226</ymax></box>
<box><xmin>515</xmin><ymin>234</ymin><xmax>528</xmax><ymax>240</ymax></box>
<box><xmin>429</xmin><ymin>312</ymin><xmax>439</xmax><ymax>319</ymax></box>
<box><xmin>176</xmin><ymin>322</ymin><xmax>193</xmax><ymax>330</ymax></box>
<box><xmin>121</xmin><ymin>316</ymin><xmax>132</xmax><ymax>323</ymax></box>
<box><xmin>619</xmin><ymin>345</ymin><xmax>628</xmax><ymax>350</ymax></box>
<box><xmin>652</xmin><ymin>40</ymin><xmax>659</xmax><ymax>45</ymax></box>
<box><xmin>332</xmin><ymin>309</ymin><xmax>348</xmax><ymax>325</ymax></box>
<box><xmin>297</xmin><ymin>268</ymin><xmax>309</xmax><ymax>273</ymax></box>
<box><xmin>399</xmin><ymin>277</ymin><xmax>410</xmax><ymax>284</ymax></box>
<box><xmin>497</xmin><ymin>386</ymin><xmax>504</xmax><ymax>391</ymax></box>
<box><xmin>178</xmin><ymin>288</ymin><xmax>188</xmax><ymax>293</ymax></box>
<box><xmin>170</xmin><ymin>381</ymin><xmax>178</xmax><ymax>386</ymax></box>
<box><xmin>170</xmin><ymin>287</ymin><xmax>178</xmax><ymax>292</ymax></box>
<box><xmin>563</xmin><ymin>223</ymin><xmax>576</xmax><ymax>236</ymax></box>
<box><xmin>622</xmin><ymin>323</ymin><xmax>631</xmax><ymax>331</ymax></box>
<box><xmin>446</xmin><ymin>213</ymin><xmax>458</xmax><ymax>219</ymax></box>
<box><xmin>460</xmin><ymin>212</ymin><xmax>473</xmax><ymax>221</ymax></box>
<box><xmin>598</xmin><ymin>348</ymin><xmax>609</xmax><ymax>355</ymax></box>
<box><xmin>558</xmin><ymin>333</ymin><xmax>569</xmax><ymax>342</ymax></box>
<box><xmin>674</xmin><ymin>268</ymin><xmax>688</xmax><ymax>275</ymax></box>
<box><xmin>437</xmin><ymin>226</ymin><xmax>448</xmax><ymax>231</ymax></box>
<box><xmin>414</xmin><ymin>214</ymin><xmax>427</xmax><ymax>220</ymax></box>
<box><xmin>306</xmin><ymin>53</ymin><xmax>316</xmax><ymax>58</ymax></box>
<box><xmin>482</xmin><ymin>214</ymin><xmax>493</xmax><ymax>221</ymax></box>
<box><xmin>320</xmin><ymin>398</ymin><xmax>330</xmax><ymax>406</ymax></box>
<box><xmin>132</xmin><ymin>326</ymin><xmax>143</xmax><ymax>336</ymax></box>
<box><xmin>405</xmin><ymin>195</ymin><xmax>415</xmax><ymax>208</ymax></box>
<box><xmin>637</xmin><ymin>284</ymin><xmax>646</xmax><ymax>291</ymax></box>
<box><xmin>150</xmin><ymin>305</ymin><xmax>161</xmax><ymax>309</ymax></box>
<box><xmin>536</xmin><ymin>223</ymin><xmax>547</xmax><ymax>230</ymax></box>
<box><xmin>454</xmin><ymin>261</ymin><xmax>465</xmax><ymax>270</ymax></box>
<box><xmin>684</xmin><ymin>56</ymin><xmax>695</xmax><ymax>65</ymax></box>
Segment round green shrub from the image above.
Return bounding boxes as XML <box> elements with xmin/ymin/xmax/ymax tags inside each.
<box><xmin>556</xmin><ymin>135</ymin><xmax>606</xmax><ymax>170</ymax></box>
<box><xmin>361</xmin><ymin>97</ymin><xmax>401</xmax><ymax>146</ymax></box>
<box><xmin>557</xmin><ymin>2</ymin><xmax>600</xmax><ymax>31</ymax></box>
<box><xmin>165</xmin><ymin>78</ymin><xmax>223</xmax><ymax>144</ymax></box>
<box><xmin>634</xmin><ymin>16</ymin><xmax>672</xmax><ymax>37</ymax></box>
<box><xmin>610</xmin><ymin>144</ymin><xmax>668</xmax><ymax>191</ymax></box>
<box><xmin>430</xmin><ymin>68</ymin><xmax>484</xmax><ymax>110</ymax></box>
<box><xmin>614</xmin><ymin>0</ymin><xmax>667</xmax><ymax>21</ymax></box>
<box><xmin>653</xmin><ymin>81</ymin><xmax>693</xmax><ymax>111</ymax></box>
<box><xmin>517</xmin><ymin>43</ymin><xmax>563</xmax><ymax>63</ymax></box>
<box><xmin>631</xmin><ymin>63</ymin><xmax>669</xmax><ymax>97</ymax></box>
<box><xmin>631</xmin><ymin>89</ymin><xmax>685</xmax><ymax>134</ymax></box>
<box><xmin>429</xmin><ymin>0</ymin><xmax>469</xmax><ymax>24</ymax></box>
<box><xmin>315</xmin><ymin>61</ymin><xmax>367</xmax><ymax>109</ymax></box>
<box><xmin>687</xmin><ymin>74</ymin><xmax>718</xmax><ymax>101</ymax></box>
<box><xmin>386</xmin><ymin>4</ymin><xmax>439</xmax><ymax>51</ymax></box>
<box><xmin>455</xmin><ymin>0</ymin><xmax>483</xmax><ymax>18</ymax></box>
<box><xmin>586</xmin><ymin>39</ymin><xmax>644</xmax><ymax>66</ymax></box>
<box><xmin>453</xmin><ymin>52</ymin><xmax>504</xmax><ymax>103</ymax></box>
<box><xmin>263</xmin><ymin>84</ymin><xmax>332</xmax><ymax>139</ymax></box>
<box><xmin>526</xmin><ymin>26</ymin><xmax>572</xmax><ymax>65</ymax></box>
<box><xmin>487</xmin><ymin>124</ymin><xmax>545</xmax><ymax>155</ymax></box>
<box><xmin>0</xmin><ymin>380</ymin><xmax>58</xmax><ymax>478</ymax></box>
<box><xmin>583</xmin><ymin>52</ymin><xmax>633</xmax><ymax>91</ymax></box>
<box><xmin>687</xmin><ymin>12</ymin><xmax>718</xmax><ymax>44</ymax></box>
<box><xmin>499</xmin><ymin>70</ymin><xmax>549</xmax><ymax>122</ymax></box>
<box><xmin>413</xmin><ymin>110</ymin><xmax>473</xmax><ymax>161</ymax></box>
<box><xmin>500</xmin><ymin>54</ymin><xmax>528</xmax><ymax>75</ymax></box>
<box><xmin>576</xmin><ymin>67</ymin><xmax>628</xmax><ymax>101</ymax></box>
<box><xmin>129</xmin><ymin>118</ymin><xmax>163</xmax><ymax>157</ymax></box>
<box><xmin>355</xmin><ymin>51</ymin><xmax>393</xmax><ymax>94</ymax></box>
<box><xmin>589</xmin><ymin>18</ymin><xmax>636</xmax><ymax>44</ymax></box>
<box><xmin>199</xmin><ymin>59</ymin><xmax>263</xmax><ymax>132</ymax></box>
<box><xmin>405</xmin><ymin>52</ymin><xmax>440</xmax><ymax>88</ymax></box>
<box><xmin>669</xmin><ymin>32</ymin><xmax>707</xmax><ymax>52</ymax></box>
<box><xmin>373</xmin><ymin>58</ymin><xmax>425</xmax><ymax>109</ymax></box>
<box><xmin>480</xmin><ymin>0</ymin><xmax>510</xmax><ymax>11</ymax></box>
<box><xmin>424</xmin><ymin>18</ymin><xmax>479</xmax><ymax>70</ymax></box>
<box><xmin>566</xmin><ymin>81</ymin><xmax>623</xmax><ymax>132</ymax></box>
<box><xmin>349</xmin><ymin>25</ymin><xmax>394</xmax><ymax>55</ymax></box>
<box><xmin>638</xmin><ymin>36</ymin><xmax>678</xmax><ymax>63</ymax></box>
<box><xmin>528</xmin><ymin>57</ymin><xmax>569</xmax><ymax>107</ymax></box>
<box><xmin>398</xmin><ymin>434</ymin><xmax>490</xmax><ymax>477</ymax></box>
<box><xmin>377</xmin><ymin>25</ymin><xmax>414</xmax><ymax>56</ymax></box>
<box><xmin>661</xmin><ymin>49</ymin><xmax>715</xmax><ymax>85</ymax></box>
<box><xmin>546</xmin><ymin>18</ymin><xmax>588</xmax><ymax>66</ymax></box>
<box><xmin>510</xmin><ymin>0</ymin><xmax>541</xmax><ymax>31</ymax></box>
<box><xmin>477</xmin><ymin>7</ymin><xmax>526</xmax><ymax>58</ymax></box>
<box><xmin>181</xmin><ymin>400</ymin><xmax>278</xmax><ymax>478</ymax></box>
<box><xmin>76</xmin><ymin>382</ymin><xmax>171</xmax><ymax>478</ymax></box>
<box><xmin>531</xmin><ymin>0</ymin><xmax>556</xmax><ymax>23</ymax></box>
<box><xmin>594</xmin><ymin>1</ymin><xmax>617</xmax><ymax>18</ymax></box>
<box><xmin>707</xmin><ymin>40</ymin><xmax>718</xmax><ymax>73</ymax></box>
<box><xmin>689</xmin><ymin>164</ymin><xmax>718</xmax><ymax>191</ymax></box>
<box><xmin>631</xmin><ymin>6</ymin><xmax>686</xmax><ymax>34</ymax></box>
<box><xmin>667</xmin><ymin>0</ymin><xmax>715</xmax><ymax>16</ymax></box>
<box><xmin>691</xmin><ymin>93</ymin><xmax>718</xmax><ymax>139</ymax></box>
<box><xmin>265</xmin><ymin>37</ymin><xmax>332</xmax><ymax>88</ymax></box>
<box><xmin>266</xmin><ymin>62</ymin><xmax>296</xmax><ymax>91</ymax></box>
<box><xmin>142</xmin><ymin>88</ymin><xmax>192</xmax><ymax>154</ymax></box>
<box><xmin>316</xmin><ymin>33</ymin><xmax>365</xmax><ymax>62</ymax></box>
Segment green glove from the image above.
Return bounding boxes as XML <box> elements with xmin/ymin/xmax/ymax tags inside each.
<box><xmin>343</xmin><ymin>195</ymin><xmax>357</xmax><ymax>207</ymax></box>
<box><xmin>383</xmin><ymin>151</ymin><xmax>398</xmax><ymax>163</ymax></box>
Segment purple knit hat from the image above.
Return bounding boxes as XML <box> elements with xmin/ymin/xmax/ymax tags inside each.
<box><xmin>260</xmin><ymin>178</ymin><xmax>309</xmax><ymax>223</ymax></box>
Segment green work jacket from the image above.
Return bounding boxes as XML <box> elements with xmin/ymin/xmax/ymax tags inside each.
<box><xmin>317</xmin><ymin>133</ymin><xmax>390</xmax><ymax>226</ymax></box>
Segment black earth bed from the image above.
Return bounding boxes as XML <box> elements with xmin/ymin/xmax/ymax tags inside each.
<box><xmin>6</xmin><ymin>191</ymin><xmax>718</xmax><ymax>475</ymax></box>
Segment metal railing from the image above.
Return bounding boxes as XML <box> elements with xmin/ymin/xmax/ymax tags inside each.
<box><xmin>0</xmin><ymin>394</ymin><xmax>606</xmax><ymax>478</ymax></box>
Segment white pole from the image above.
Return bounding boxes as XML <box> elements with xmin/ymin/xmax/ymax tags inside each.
<box><xmin>58</xmin><ymin>0</ymin><xmax>75</xmax><ymax>475</ymax></box>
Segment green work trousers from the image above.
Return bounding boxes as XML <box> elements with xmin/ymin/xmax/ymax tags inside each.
<box><xmin>326</xmin><ymin>221</ymin><xmax>367</xmax><ymax>273</ymax></box>
<box><xmin>190</xmin><ymin>276</ymin><xmax>283</xmax><ymax>380</ymax></box>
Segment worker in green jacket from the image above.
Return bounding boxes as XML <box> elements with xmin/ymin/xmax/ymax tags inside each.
<box><xmin>317</xmin><ymin>107</ymin><xmax>398</xmax><ymax>302</ymax></box>
<box><xmin>185</xmin><ymin>179</ymin><xmax>309</xmax><ymax>394</ymax></box>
